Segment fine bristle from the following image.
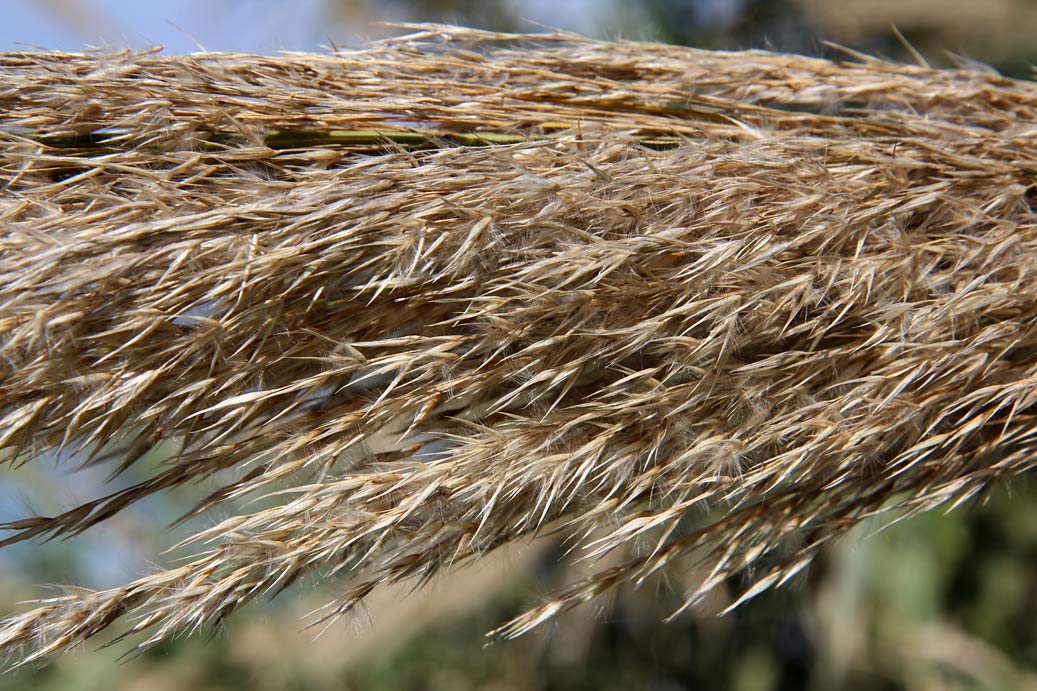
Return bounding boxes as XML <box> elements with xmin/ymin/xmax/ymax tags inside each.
<box><xmin>1</xmin><ymin>24</ymin><xmax>1036</xmax><ymax>665</ymax></box>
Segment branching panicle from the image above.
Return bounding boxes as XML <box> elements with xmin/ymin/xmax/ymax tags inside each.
<box><xmin>1</xmin><ymin>25</ymin><xmax>1036</xmax><ymax>664</ymax></box>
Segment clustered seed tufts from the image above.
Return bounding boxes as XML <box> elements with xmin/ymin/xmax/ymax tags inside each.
<box><xmin>1</xmin><ymin>25</ymin><xmax>1036</xmax><ymax>665</ymax></box>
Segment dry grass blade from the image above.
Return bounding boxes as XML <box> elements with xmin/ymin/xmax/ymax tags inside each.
<box><xmin>1</xmin><ymin>24</ymin><xmax>1037</xmax><ymax>665</ymax></box>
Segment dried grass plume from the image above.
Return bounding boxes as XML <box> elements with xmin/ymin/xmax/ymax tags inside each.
<box><xmin>1</xmin><ymin>24</ymin><xmax>1036</xmax><ymax>665</ymax></box>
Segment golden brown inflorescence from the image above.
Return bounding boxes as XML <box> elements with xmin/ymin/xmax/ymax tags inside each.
<box><xmin>1</xmin><ymin>24</ymin><xmax>1037</xmax><ymax>665</ymax></box>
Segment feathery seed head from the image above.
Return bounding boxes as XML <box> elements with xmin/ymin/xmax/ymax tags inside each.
<box><xmin>1</xmin><ymin>24</ymin><xmax>1036</xmax><ymax>665</ymax></box>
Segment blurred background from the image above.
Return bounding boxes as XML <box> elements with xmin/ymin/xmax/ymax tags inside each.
<box><xmin>7</xmin><ymin>0</ymin><xmax>1037</xmax><ymax>74</ymax></box>
<box><xmin>2</xmin><ymin>1</ymin><xmax>1037</xmax><ymax>690</ymax></box>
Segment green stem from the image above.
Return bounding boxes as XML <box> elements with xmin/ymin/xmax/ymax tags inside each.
<box><xmin>31</xmin><ymin>128</ymin><xmax>685</xmax><ymax>153</ymax></box>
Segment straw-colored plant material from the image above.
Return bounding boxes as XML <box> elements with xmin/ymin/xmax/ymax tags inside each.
<box><xmin>2</xmin><ymin>24</ymin><xmax>1037</xmax><ymax>665</ymax></box>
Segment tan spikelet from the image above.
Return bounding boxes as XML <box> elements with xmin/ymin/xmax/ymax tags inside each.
<box><xmin>1</xmin><ymin>24</ymin><xmax>1037</xmax><ymax>665</ymax></box>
